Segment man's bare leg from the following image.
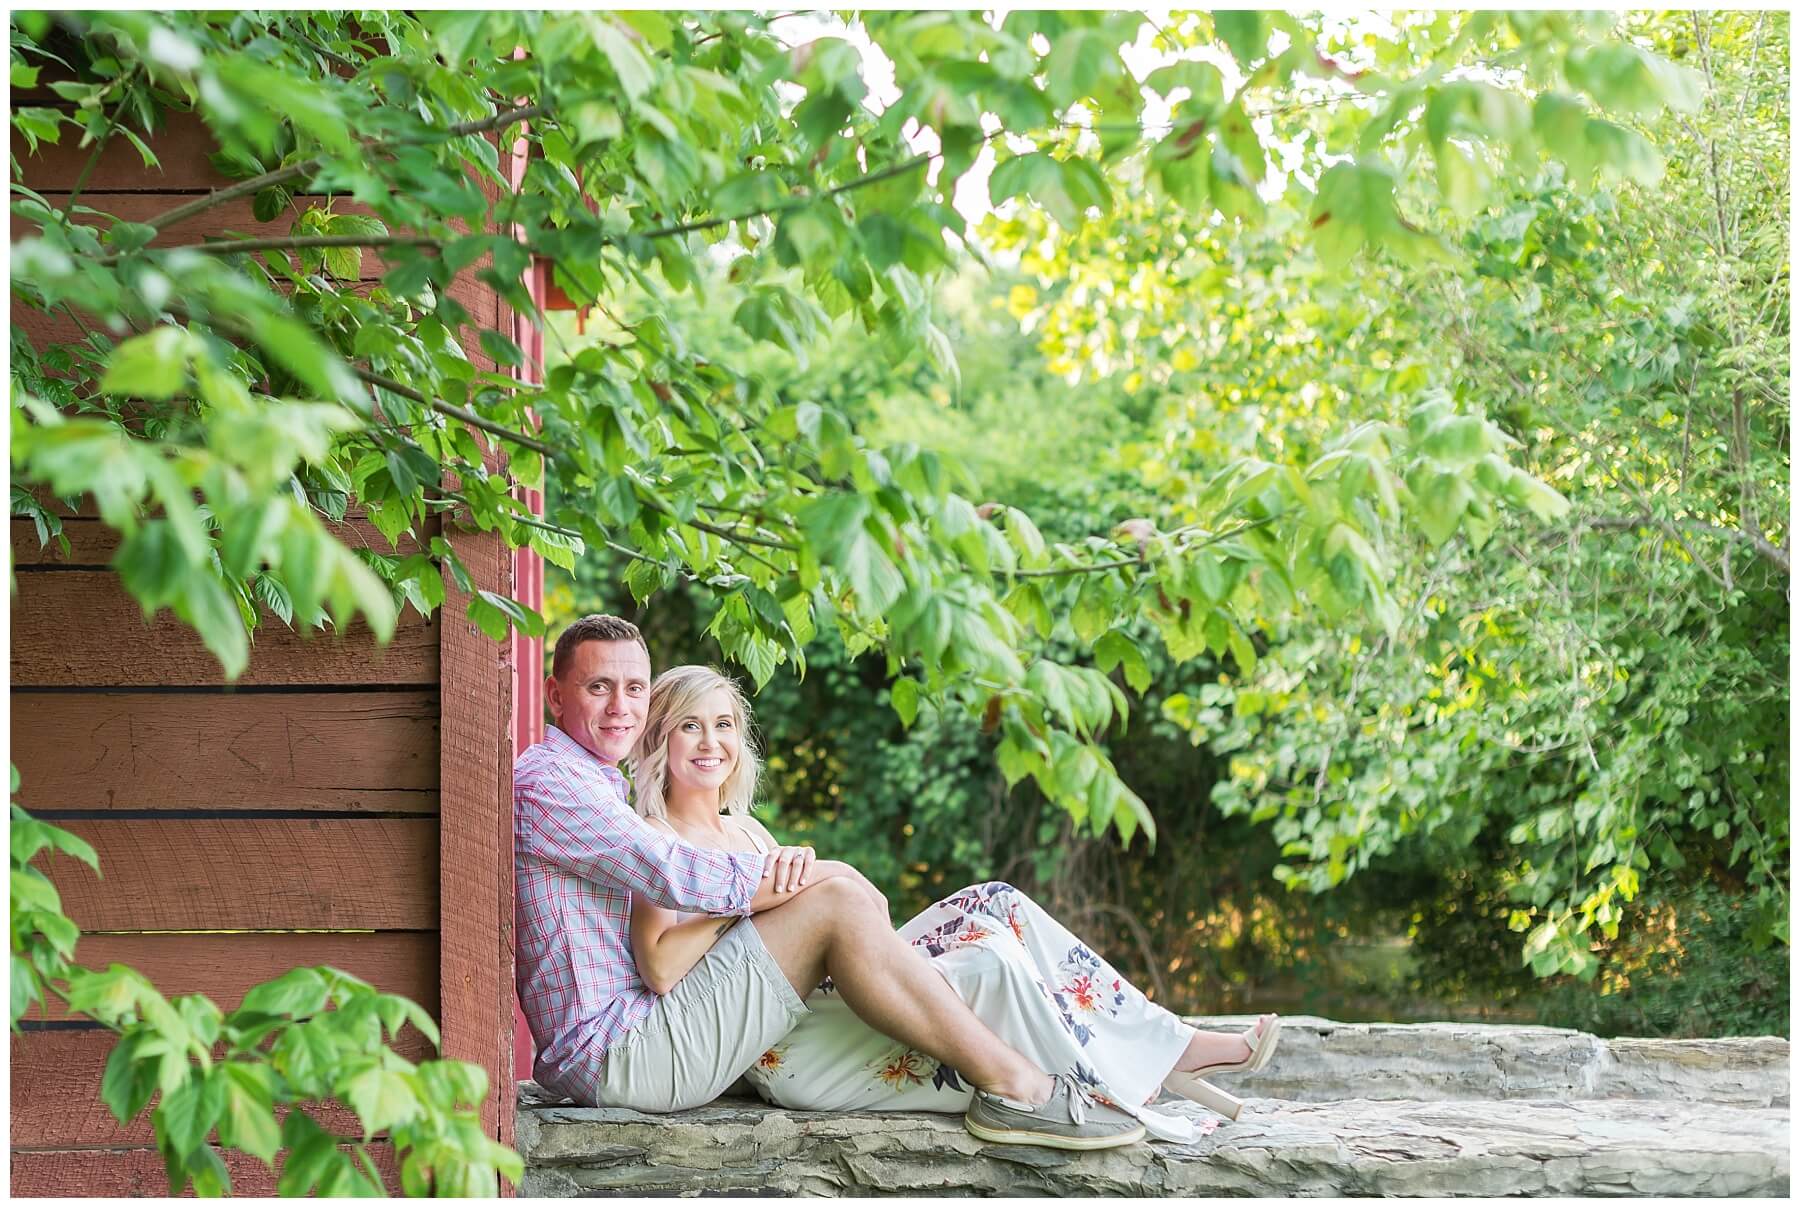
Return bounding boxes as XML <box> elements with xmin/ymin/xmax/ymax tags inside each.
<box><xmin>750</xmin><ymin>877</ymin><xmax>1053</xmax><ymax>1105</ymax></box>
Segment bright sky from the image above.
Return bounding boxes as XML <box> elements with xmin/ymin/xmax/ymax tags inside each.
<box><xmin>766</xmin><ymin>10</ymin><xmax>1221</xmax><ymax>226</ymax></box>
<box><xmin>761</xmin><ymin>10</ymin><xmax>1376</xmax><ymax>233</ymax></box>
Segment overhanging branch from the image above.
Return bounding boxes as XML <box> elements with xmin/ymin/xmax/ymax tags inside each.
<box><xmin>140</xmin><ymin>103</ymin><xmax>546</xmax><ymax>234</ymax></box>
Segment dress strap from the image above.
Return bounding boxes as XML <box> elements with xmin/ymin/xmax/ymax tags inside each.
<box><xmin>730</xmin><ymin>815</ymin><xmax>772</xmax><ymax>854</ymax></box>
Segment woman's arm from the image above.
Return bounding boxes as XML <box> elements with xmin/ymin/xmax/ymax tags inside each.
<box><xmin>629</xmin><ymin>891</ymin><xmax>741</xmax><ymax>996</ymax></box>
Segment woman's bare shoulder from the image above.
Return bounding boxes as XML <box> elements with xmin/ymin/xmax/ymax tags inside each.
<box><xmin>739</xmin><ymin>813</ymin><xmax>782</xmax><ymax>846</ymax></box>
<box><xmin>640</xmin><ymin>814</ymin><xmax>680</xmax><ymax>835</ymax></box>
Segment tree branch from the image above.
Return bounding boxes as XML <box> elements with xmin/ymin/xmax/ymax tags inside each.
<box><xmin>1007</xmin><ymin>516</ymin><xmax>1278</xmax><ymax>579</ymax></box>
<box><xmin>141</xmin><ymin>104</ymin><xmax>546</xmax><ymax>234</ymax></box>
<box><xmin>353</xmin><ymin>368</ymin><xmax>561</xmax><ymax>461</ymax></box>
<box><xmin>619</xmin><ymin>153</ymin><xmax>935</xmax><ymax>244</ymax></box>
<box><xmin>100</xmin><ymin>232</ymin><xmax>443</xmax><ymax>268</ymax></box>
<box><xmin>686</xmin><ymin>516</ymin><xmax>798</xmax><ymax>551</ymax></box>
<box><xmin>1542</xmin><ymin>513</ymin><xmax>1789</xmax><ymax>576</ymax></box>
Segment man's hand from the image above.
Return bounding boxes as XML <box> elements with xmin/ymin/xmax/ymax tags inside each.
<box><xmin>762</xmin><ymin>844</ymin><xmax>816</xmax><ymax>894</ymax></box>
<box><xmin>749</xmin><ymin>857</ymin><xmax>886</xmax><ymax>915</ymax></box>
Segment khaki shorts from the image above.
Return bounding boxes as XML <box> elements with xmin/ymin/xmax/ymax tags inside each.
<box><xmin>593</xmin><ymin>916</ymin><xmax>810</xmax><ymax>1112</ymax></box>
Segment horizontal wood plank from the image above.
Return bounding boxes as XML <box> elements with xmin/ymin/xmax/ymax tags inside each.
<box><xmin>10</xmin><ymin>1141</ymin><xmax>402</xmax><ymax>1196</ymax></box>
<box><xmin>46</xmin><ymin>818</ymin><xmax>438</xmax><ymax>931</ymax></box>
<box><xmin>11</xmin><ymin>195</ymin><xmax>397</xmax><ymax>277</ymax></box>
<box><xmin>12</xmin><ymin>1029</ymin><xmax>431</xmax><ymax>1150</ymax></box>
<box><xmin>11</xmin><ymin>571</ymin><xmax>438</xmax><ymax>687</ymax></box>
<box><xmin>12</xmin><ymin>109</ymin><xmax>238</xmax><ymax>193</ymax></box>
<box><xmin>12</xmin><ymin>690</ymin><xmax>439</xmax><ymax>813</ymax></box>
<box><xmin>25</xmin><ymin>931</ymin><xmax>438</xmax><ymax>1024</ymax></box>
<box><xmin>14</xmin><ymin>291</ymin><xmax>500</xmax><ymax>387</ymax></box>
<box><xmin>15</xmin><ymin>488</ymin><xmax>445</xmax><ymax>527</ymax></box>
<box><xmin>12</xmin><ymin>516</ymin><xmax>424</xmax><ymax>567</ymax></box>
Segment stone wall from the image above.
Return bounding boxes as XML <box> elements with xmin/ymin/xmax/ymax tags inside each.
<box><xmin>1184</xmin><ymin>1015</ymin><xmax>1789</xmax><ymax>1107</ymax></box>
<box><xmin>518</xmin><ymin>1018</ymin><xmax>1791</xmax><ymax>1197</ymax></box>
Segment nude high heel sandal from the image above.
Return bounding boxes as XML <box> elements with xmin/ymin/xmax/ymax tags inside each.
<box><xmin>1161</xmin><ymin>1015</ymin><xmax>1281</xmax><ymax>1120</ymax></box>
<box><xmin>1162</xmin><ymin>1072</ymin><xmax>1245</xmax><ymax>1120</ymax></box>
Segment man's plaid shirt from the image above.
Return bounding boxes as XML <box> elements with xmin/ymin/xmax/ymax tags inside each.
<box><xmin>514</xmin><ymin>725</ymin><xmax>767</xmax><ymax>1103</ymax></box>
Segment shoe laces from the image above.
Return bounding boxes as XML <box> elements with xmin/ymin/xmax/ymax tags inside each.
<box><xmin>1054</xmin><ymin>1073</ymin><xmax>1098</xmax><ymax>1124</ymax></box>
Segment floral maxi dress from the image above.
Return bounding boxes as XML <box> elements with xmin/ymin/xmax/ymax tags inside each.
<box><xmin>744</xmin><ymin>880</ymin><xmax>1211</xmax><ymax>1144</ymax></box>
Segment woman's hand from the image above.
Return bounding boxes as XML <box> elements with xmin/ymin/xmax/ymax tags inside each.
<box><xmin>767</xmin><ymin>844</ymin><xmax>816</xmax><ymax>894</ymax></box>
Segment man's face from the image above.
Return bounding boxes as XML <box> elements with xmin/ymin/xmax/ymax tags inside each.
<box><xmin>546</xmin><ymin>639</ymin><xmax>652</xmax><ymax>764</ymax></box>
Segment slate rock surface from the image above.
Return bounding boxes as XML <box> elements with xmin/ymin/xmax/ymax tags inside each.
<box><xmin>517</xmin><ymin>1018</ymin><xmax>1791</xmax><ymax>1197</ymax></box>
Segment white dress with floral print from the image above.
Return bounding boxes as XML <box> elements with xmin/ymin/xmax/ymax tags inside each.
<box><xmin>744</xmin><ymin>880</ymin><xmax>1210</xmax><ymax>1144</ymax></box>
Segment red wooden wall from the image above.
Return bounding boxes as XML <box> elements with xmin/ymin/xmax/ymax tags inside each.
<box><xmin>11</xmin><ymin>99</ymin><xmax>519</xmax><ymax>1195</ymax></box>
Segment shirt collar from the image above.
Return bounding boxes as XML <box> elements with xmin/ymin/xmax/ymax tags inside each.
<box><xmin>544</xmin><ymin>725</ymin><xmax>629</xmax><ymax>788</ymax></box>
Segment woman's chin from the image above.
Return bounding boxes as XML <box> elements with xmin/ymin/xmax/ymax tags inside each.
<box><xmin>670</xmin><ymin>774</ymin><xmax>730</xmax><ymax>797</ymax></box>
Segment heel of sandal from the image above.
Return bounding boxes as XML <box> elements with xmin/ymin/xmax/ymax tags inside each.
<box><xmin>1162</xmin><ymin>1071</ymin><xmax>1243</xmax><ymax>1121</ymax></box>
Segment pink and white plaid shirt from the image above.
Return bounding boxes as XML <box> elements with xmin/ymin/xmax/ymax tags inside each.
<box><xmin>514</xmin><ymin>725</ymin><xmax>767</xmax><ymax>1103</ymax></box>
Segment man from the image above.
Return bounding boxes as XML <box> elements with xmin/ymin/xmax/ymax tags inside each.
<box><xmin>514</xmin><ymin>614</ymin><xmax>1144</xmax><ymax>1150</ymax></box>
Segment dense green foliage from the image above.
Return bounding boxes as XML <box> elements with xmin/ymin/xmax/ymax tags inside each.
<box><xmin>11</xmin><ymin>792</ymin><xmax>521</xmax><ymax>1194</ymax></box>
<box><xmin>545</xmin><ymin>10</ymin><xmax>1786</xmax><ymax>1036</ymax></box>
<box><xmin>992</xmin><ymin>8</ymin><xmax>1788</xmax><ymax>1006</ymax></box>
<box><xmin>11</xmin><ymin>9</ymin><xmax>1705</xmax><ymax>845</ymax></box>
<box><xmin>7</xmin><ymin>27</ymin><xmax>1778</xmax><ymax>1198</ymax></box>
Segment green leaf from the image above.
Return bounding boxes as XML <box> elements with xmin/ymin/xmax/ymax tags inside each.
<box><xmin>99</xmin><ymin>327</ymin><xmax>192</xmax><ymax>400</ymax></box>
<box><xmin>1070</xmin><ymin>577</ymin><xmax>1114</xmax><ymax>644</ymax></box>
<box><xmin>1226</xmin><ymin>622</ymin><xmax>1257</xmax><ymax>676</ymax></box>
<box><xmin>152</xmin><ymin>1065</ymin><xmax>226</xmax><ymax>1158</ymax></box>
<box><xmin>239</xmin><ymin>967</ymin><xmax>329</xmax><ymax>1018</ymax></box>
<box><xmin>479</xmin><ymin>329</ymin><xmax>523</xmax><ymax>368</ymax></box>
<box><xmin>995</xmin><ymin>735</ymin><xmax>1040</xmax><ymax>788</ymax></box>
<box><xmin>422</xmin><ymin>11</ymin><xmax>490</xmax><ymax>65</ymax></box>
<box><xmin>12</xmin><ymin>952</ymin><xmax>44</xmax><ymax>1029</ymax></box>
<box><xmin>1212</xmin><ymin>11</ymin><xmax>1266</xmax><ymax>66</ymax></box>
<box><xmin>63</xmin><ymin>963</ymin><xmax>146</xmax><ymax>1026</ymax></box>
<box><xmin>217</xmin><ymin>1063</ymin><xmax>280</xmax><ymax>1163</ymax></box>
<box><xmin>1043</xmin><ymin>27</ymin><xmax>1120</xmax><ymax>105</ymax></box>
<box><xmin>890</xmin><ymin>677</ymin><xmax>921</xmax><ymax>728</ymax></box>
<box><xmin>1147</xmin><ymin>59</ymin><xmax>1226</xmax><ymax>108</ymax></box>
<box><xmin>1310</xmin><ymin>160</ymin><xmax>1445</xmax><ymax>268</ymax></box>
<box><xmin>271</xmin><ymin>1019</ymin><xmax>339</xmax><ymax>1092</ymax></box>
<box><xmin>1094</xmin><ymin>630</ymin><xmax>1152</xmax><ymax>694</ymax></box>
<box><xmin>1420</xmin><ymin>415</ymin><xmax>1491</xmax><ymax>467</ymax></box>
<box><xmin>278</xmin><ymin>1106</ymin><xmax>346</xmax><ymax>1195</ymax></box>
<box><xmin>100</xmin><ymin>1032</ymin><xmax>157</xmax><ymax>1123</ymax></box>
<box><xmin>342</xmin><ymin>1066</ymin><xmax>422</xmax><ymax>1136</ymax></box>
<box><xmin>1564</xmin><ymin>42</ymin><xmax>1703</xmax><ymax>117</ymax></box>
<box><xmin>586</xmin><ymin>13</ymin><xmax>656</xmax><ymax>100</ymax></box>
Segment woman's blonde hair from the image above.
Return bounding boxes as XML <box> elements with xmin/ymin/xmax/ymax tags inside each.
<box><xmin>629</xmin><ymin>664</ymin><xmax>761</xmax><ymax>821</ymax></box>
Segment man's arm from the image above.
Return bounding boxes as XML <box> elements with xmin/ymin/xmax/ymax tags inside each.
<box><xmin>521</xmin><ymin>765</ymin><xmax>770</xmax><ymax>916</ymax></box>
<box><xmin>745</xmin><ymin>858</ymin><xmax>887</xmax><ymax>916</ymax></box>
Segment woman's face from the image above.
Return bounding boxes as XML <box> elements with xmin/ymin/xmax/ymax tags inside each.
<box><xmin>663</xmin><ymin>685</ymin><xmax>740</xmax><ymax>802</ymax></box>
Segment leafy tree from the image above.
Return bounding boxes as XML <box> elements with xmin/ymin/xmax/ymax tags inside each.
<box><xmin>989</xmin><ymin>10</ymin><xmax>1786</xmax><ymax>994</ymax></box>
<box><xmin>7</xmin><ymin>15</ymin><xmax>1745</xmax><ymax>1192</ymax></box>
<box><xmin>11</xmin><ymin>9</ymin><xmax>1701</xmax><ymax>846</ymax></box>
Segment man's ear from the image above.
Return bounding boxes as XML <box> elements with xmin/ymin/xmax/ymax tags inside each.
<box><xmin>544</xmin><ymin>673</ymin><xmax>561</xmax><ymax>722</ymax></box>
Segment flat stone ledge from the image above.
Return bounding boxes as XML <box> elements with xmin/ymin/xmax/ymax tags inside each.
<box><xmin>1181</xmin><ymin>1017</ymin><xmax>1789</xmax><ymax>1108</ymax></box>
<box><xmin>518</xmin><ymin>1020</ymin><xmax>1792</xmax><ymax>1197</ymax></box>
<box><xmin>518</xmin><ymin>1091</ymin><xmax>1789</xmax><ymax>1197</ymax></box>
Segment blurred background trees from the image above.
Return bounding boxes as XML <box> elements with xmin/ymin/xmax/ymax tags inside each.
<box><xmin>13</xmin><ymin>9</ymin><xmax>1782</xmax><ymax>1042</ymax></box>
<box><xmin>546</xmin><ymin>9</ymin><xmax>1787</xmax><ymax>1038</ymax></box>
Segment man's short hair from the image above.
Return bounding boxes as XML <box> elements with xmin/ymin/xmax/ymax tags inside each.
<box><xmin>551</xmin><ymin>614</ymin><xmax>648</xmax><ymax>678</ymax></box>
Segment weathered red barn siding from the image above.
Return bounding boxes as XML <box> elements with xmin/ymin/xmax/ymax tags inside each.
<box><xmin>11</xmin><ymin>99</ymin><xmax>517</xmax><ymax>1195</ymax></box>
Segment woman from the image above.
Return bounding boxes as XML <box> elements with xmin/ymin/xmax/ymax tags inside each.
<box><xmin>626</xmin><ymin>665</ymin><xmax>1279</xmax><ymax>1143</ymax></box>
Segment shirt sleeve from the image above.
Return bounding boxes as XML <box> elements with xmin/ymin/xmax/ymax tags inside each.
<box><xmin>520</xmin><ymin>762</ymin><xmax>768</xmax><ymax>916</ymax></box>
